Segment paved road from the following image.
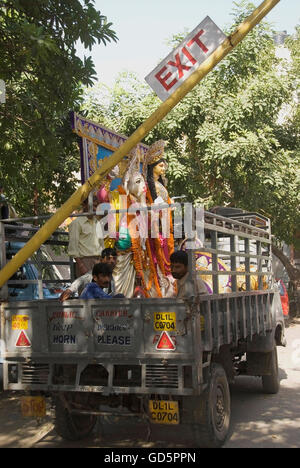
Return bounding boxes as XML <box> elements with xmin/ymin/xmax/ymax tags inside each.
<box><xmin>0</xmin><ymin>319</ymin><xmax>299</xmax><ymax>448</ymax></box>
<box><xmin>225</xmin><ymin>319</ymin><xmax>300</xmax><ymax>448</ymax></box>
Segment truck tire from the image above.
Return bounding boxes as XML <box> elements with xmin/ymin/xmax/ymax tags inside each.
<box><xmin>261</xmin><ymin>345</ymin><xmax>279</xmax><ymax>394</ymax></box>
<box><xmin>54</xmin><ymin>396</ymin><xmax>97</xmax><ymax>441</ymax></box>
<box><xmin>192</xmin><ymin>363</ymin><xmax>231</xmax><ymax>448</ymax></box>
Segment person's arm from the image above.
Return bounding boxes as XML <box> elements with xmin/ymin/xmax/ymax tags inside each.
<box><xmin>59</xmin><ymin>289</ymin><xmax>73</xmax><ymax>302</ymax></box>
<box><xmin>60</xmin><ymin>272</ymin><xmax>93</xmax><ymax>301</ymax></box>
<box><xmin>81</xmin><ymin>283</ymin><xmax>111</xmax><ymax>299</ymax></box>
<box><xmin>69</xmin><ymin>272</ymin><xmax>92</xmax><ymax>294</ymax></box>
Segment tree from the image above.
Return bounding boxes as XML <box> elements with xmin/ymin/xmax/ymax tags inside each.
<box><xmin>0</xmin><ymin>0</ymin><xmax>117</xmax><ymax>216</ymax></box>
<box><xmin>276</xmin><ymin>25</ymin><xmax>300</xmax><ymax>313</ymax></box>
<box><xmin>83</xmin><ymin>3</ymin><xmax>300</xmax><ymax>312</ymax></box>
<box><xmin>84</xmin><ymin>10</ymin><xmax>299</xmax><ymax>239</ymax></box>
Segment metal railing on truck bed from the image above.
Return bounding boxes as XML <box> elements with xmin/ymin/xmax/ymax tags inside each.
<box><xmin>195</xmin><ymin>209</ymin><xmax>273</xmax><ymax>294</ymax></box>
<box><xmin>0</xmin><ymin>219</ymin><xmax>74</xmax><ymax>301</ymax></box>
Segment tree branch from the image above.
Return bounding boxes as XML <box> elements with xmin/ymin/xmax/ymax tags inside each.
<box><xmin>272</xmin><ymin>243</ymin><xmax>300</xmax><ymax>282</ymax></box>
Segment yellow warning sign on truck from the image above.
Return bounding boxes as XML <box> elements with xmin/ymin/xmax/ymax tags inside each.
<box><xmin>12</xmin><ymin>315</ymin><xmax>29</xmax><ymax>330</ymax></box>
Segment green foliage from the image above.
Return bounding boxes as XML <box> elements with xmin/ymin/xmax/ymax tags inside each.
<box><xmin>83</xmin><ymin>2</ymin><xmax>299</xmax><ymax>248</ymax></box>
<box><xmin>286</xmin><ymin>26</ymin><xmax>300</xmax><ymax>139</ymax></box>
<box><xmin>0</xmin><ymin>0</ymin><xmax>117</xmax><ymax>216</ymax></box>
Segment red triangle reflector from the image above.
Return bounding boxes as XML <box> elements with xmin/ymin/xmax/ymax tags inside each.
<box><xmin>16</xmin><ymin>330</ymin><xmax>31</xmax><ymax>347</ymax></box>
<box><xmin>156</xmin><ymin>331</ymin><xmax>176</xmax><ymax>351</ymax></box>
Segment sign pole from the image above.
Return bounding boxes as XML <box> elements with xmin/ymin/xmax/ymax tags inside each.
<box><xmin>0</xmin><ymin>0</ymin><xmax>280</xmax><ymax>288</ymax></box>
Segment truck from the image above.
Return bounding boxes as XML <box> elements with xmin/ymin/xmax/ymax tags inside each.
<box><xmin>0</xmin><ymin>208</ymin><xmax>286</xmax><ymax>448</ymax></box>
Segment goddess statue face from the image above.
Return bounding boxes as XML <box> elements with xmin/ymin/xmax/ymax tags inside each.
<box><xmin>153</xmin><ymin>161</ymin><xmax>166</xmax><ymax>178</ymax></box>
<box><xmin>126</xmin><ymin>171</ymin><xmax>146</xmax><ymax>200</ymax></box>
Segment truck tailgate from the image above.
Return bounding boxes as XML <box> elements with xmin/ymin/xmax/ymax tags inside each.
<box><xmin>2</xmin><ymin>298</ymin><xmax>193</xmax><ymax>359</ymax></box>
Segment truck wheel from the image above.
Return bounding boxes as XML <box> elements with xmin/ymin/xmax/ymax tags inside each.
<box><xmin>54</xmin><ymin>396</ymin><xmax>97</xmax><ymax>441</ymax></box>
<box><xmin>261</xmin><ymin>345</ymin><xmax>279</xmax><ymax>394</ymax></box>
<box><xmin>192</xmin><ymin>363</ymin><xmax>231</xmax><ymax>448</ymax></box>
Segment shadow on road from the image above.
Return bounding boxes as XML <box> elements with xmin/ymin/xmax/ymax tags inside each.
<box><xmin>226</xmin><ymin>374</ymin><xmax>300</xmax><ymax>448</ymax></box>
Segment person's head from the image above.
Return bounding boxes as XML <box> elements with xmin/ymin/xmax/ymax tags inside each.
<box><xmin>101</xmin><ymin>247</ymin><xmax>117</xmax><ymax>268</ymax></box>
<box><xmin>170</xmin><ymin>250</ymin><xmax>189</xmax><ymax>279</ymax></box>
<box><xmin>92</xmin><ymin>262</ymin><xmax>112</xmax><ymax>289</ymax></box>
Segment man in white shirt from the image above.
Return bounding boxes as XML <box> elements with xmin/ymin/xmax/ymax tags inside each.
<box><xmin>68</xmin><ymin>194</ymin><xmax>104</xmax><ymax>278</ymax></box>
<box><xmin>170</xmin><ymin>250</ymin><xmax>207</xmax><ymax>298</ymax></box>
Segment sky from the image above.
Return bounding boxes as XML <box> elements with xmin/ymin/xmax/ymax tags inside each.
<box><xmin>78</xmin><ymin>0</ymin><xmax>300</xmax><ymax>87</ymax></box>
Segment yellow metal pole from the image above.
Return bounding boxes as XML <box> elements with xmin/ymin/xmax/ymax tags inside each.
<box><xmin>0</xmin><ymin>0</ymin><xmax>280</xmax><ymax>288</ymax></box>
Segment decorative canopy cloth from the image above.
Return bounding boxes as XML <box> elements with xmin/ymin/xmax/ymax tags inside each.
<box><xmin>70</xmin><ymin>112</ymin><xmax>149</xmax><ymax>187</ymax></box>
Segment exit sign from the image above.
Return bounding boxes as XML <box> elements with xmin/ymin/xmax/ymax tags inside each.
<box><xmin>145</xmin><ymin>16</ymin><xmax>226</xmax><ymax>101</ymax></box>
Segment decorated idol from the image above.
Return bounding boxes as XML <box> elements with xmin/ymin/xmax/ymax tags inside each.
<box><xmin>142</xmin><ymin>140</ymin><xmax>176</xmax><ymax>298</ymax></box>
<box><xmin>106</xmin><ymin>141</ymin><xmax>176</xmax><ymax>298</ymax></box>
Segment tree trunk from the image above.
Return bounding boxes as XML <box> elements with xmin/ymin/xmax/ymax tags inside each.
<box><xmin>272</xmin><ymin>244</ymin><xmax>300</xmax><ymax>317</ymax></box>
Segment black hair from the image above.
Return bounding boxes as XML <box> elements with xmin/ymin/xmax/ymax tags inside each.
<box><xmin>101</xmin><ymin>247</ymin><xmax>117</xmax><ymax>258</ymax></box>
<box><xmin>92</xmin><ymin>262</ymin><xmax>112</xmax><ymax>277</ymax></box>
<box><xmin>147</xmin><ymin>159</ymin><xmax>166</xmax><ymax>201</ymax></box>
<box><xmin>170</xmin><ymin>250</ymin><xmax>188</xmax><ymax>266</ymax></box>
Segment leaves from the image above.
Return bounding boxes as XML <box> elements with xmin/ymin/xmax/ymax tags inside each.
<box><xmin>0</xmin><ymin>0</ymin><xmax>118</xmax><ymax>216</ymax></box>
<box><xmin>82</xmin><ymin>2</ymin><xmax>299</xmax><ymax>249</ymax></box>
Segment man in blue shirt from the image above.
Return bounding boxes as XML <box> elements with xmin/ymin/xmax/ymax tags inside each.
<box><xmin>80</xmin><ymin>263</ymin><xmax>113</xmax><ymax>299</ymax></box>
<box><xmin>60</xmin><ymin>247</ymin><xmax>117</xmax><ymax>301</ymax></box>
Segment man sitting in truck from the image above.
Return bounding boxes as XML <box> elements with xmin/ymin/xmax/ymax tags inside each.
<box><xmin>80</xmin><ymin>262</ymin><xmax>124</xmax><ymax>299</ymax></box>
<box><xmin>170</xmin><ymin>250</ymin><xmax>207</xmax><ymax>298</ymax></box>
<box><xmin>59</xmin><ymin>248</ymin><xmax>117</xmax><ymax>301</ymax></box>
<box><xmin>80</xmin><ymin>263</ymin><xmax>113</xmax><ymax>299</ymax></box>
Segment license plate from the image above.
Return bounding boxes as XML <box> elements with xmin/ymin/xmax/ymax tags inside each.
<box><xmin>21</xmin><ymin>396</ymin><xmax>46</xmax><ymax>418</ymax></box>
<box><xmin>153</xmin><ymin>312</ymin><xmax>176</xmax><ymax>331</ymax></box>
<box><xmin>12</xmin><ymin>315</ymin><xmax>29</xmax><ymax>330</ymax></box>
<box><xmin>149</xmin><ymin>400</ymin><xmax>179</xmax><ymax>425</ymax></box>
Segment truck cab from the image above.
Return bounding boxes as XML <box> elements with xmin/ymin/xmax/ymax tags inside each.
<box><xmin>6</xmin><ymin>241</ymin><xmax>64</xmax><ymax>302</ymax></box>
